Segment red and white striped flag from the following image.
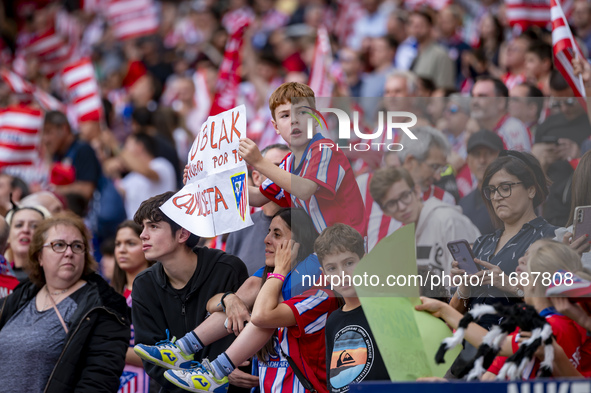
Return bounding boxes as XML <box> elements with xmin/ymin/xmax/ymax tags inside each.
<box><xmin>0</xmin><ymin>69</ymin><xmax>34</xmax><ymax>94</ymax></box>
<box><xmin>1</xmin><ymin>69</ymin><xmax>66</xmax><ymax>111</ymax></box>
<box><xmin>551</xmin><ymin>0</ymin><xmax>586</xmax><ymax>98</ymax></box>
<box><xmin>209</xmin><ymin>22</ymin><xmax>248</xmax><ymax>116</ymax></box>
<box><xmin>0</xmin><ymin>106</ymin><xmax>42</xmax><ymax>168</ymax></box>
<box><xmin>334</xmin><ymin>0</ymin><xmax>363</xmax><ymax>46</ymax></box>
<box><xmin>20</xmin><ymin>26</ymin><xmax>79</xmax><ymax>78</ymax></box>
<box><xmin>308</xmin><ymin>27</ymin><xmax>334</xmax><ymax>98</ymax></box>
<box><xmin>81</xmin><ymin>0</ymin><xmax>103</xmax><ymax>14</ymax></box>
<box><xmin>506</xmin><ymin>0</ymin><xmax>573</xmax><ymax>31</ymax></box>
<box><xmin>105</xmin><ymin>0</ymin><xmax>159</xmax><ymax>40</ymax></box>
<box><xmin>61</xmin><ymin>58</ymin><xmax>103</xmax><ymax>122</ymax></box>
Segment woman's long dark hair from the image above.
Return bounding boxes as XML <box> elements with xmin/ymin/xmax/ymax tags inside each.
<box><xmin>111</xmin><ymin>220</ymin><xmax>155</xmax><ymax>294</ymax></box>
<box><xmin>481</xmin><ymin>151</ymin><xmax>550</xmax><ymax>229</ymax></box>
<box><xmin>256</xmin><ymin>208</ymin><xmax>318</xmax><ymax>361</ymax></box>
<box><xmin>567</xmin><ymin>150</ymin><xmax>591</xmax><ymax>227</ymax></box>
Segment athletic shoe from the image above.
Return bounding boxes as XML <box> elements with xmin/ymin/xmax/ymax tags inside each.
<box><xmin>165</xmin><ymin>359</ymin><xmax>229</xmax><ymax>393</ymax></box>
<box><xmin>546</xmin><ymin>270</ymin><xmax>591</xmax><ymax>298</ymax></box>
<box><xmin>134</xmin><ymin>330</ymin><xmax>194</xmax><ymax>370</ymax></box>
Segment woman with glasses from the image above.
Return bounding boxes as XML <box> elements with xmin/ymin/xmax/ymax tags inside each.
<box><xmin>450</xmin><ymin>151</ymin><xmax>557</xmax><ymax>322</ymax></box>
<box><xmin>444</xmin><ymin>151</ymin><xmax>556</xmax><ymax>379</ymax></box>
<box><xmin>0</xmin><ymin>212</ymin><xmax>130</xmax><ymax>392</ymax></box>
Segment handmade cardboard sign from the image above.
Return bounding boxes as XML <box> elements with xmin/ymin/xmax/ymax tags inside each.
<box><xmin>161</xmin><ymin>105</ymin><xmax>253</xmax><ymax>237</ymax></box>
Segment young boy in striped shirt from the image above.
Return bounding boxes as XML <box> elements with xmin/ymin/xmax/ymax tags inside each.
<box><xmin>239</xmin><ymin>82</ymin><xmax>367</xmax><ymax>238</ymax></box>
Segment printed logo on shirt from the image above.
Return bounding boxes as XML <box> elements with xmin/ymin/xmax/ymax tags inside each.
<box><xmin>231</xmin><ymin>172</ymin><xmax>247</xmax><ymax>221</ymax></box>
<box><xmin>329</xmin><ymin>325</ymin><xmax>374</xmax><ymax>392</ymax></box>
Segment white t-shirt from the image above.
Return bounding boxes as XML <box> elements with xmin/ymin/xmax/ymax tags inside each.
<box><xmin>121</xmin><ymin>157</ymin><xmax>176</xmax><ymax>219</ymax></box>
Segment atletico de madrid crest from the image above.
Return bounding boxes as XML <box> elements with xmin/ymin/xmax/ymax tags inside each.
<box><xmin>231</xmin><ymin>172</ymin><xmax>247</xmax><ymax>221</ymax></box>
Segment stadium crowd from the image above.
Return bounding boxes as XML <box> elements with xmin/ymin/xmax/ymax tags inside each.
<box><xmin>2</xmin><ymin>0</ymin><xmax>591</xmax><ymax>392</ymax></box>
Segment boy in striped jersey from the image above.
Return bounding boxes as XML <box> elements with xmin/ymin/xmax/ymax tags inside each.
<box><xmin>238</xmin><ymin>82</ymin><xmax>367</xmax><ymax>238</ymax></box>
<box><xmin>163</xmin><ymin>237</ymin><xmax>340</xmax><ymax>393</ymax></box>
<box><xmin>316</xmin><ymin>224</ymin><xmax>390</xmax><ymax>392</ymax></box>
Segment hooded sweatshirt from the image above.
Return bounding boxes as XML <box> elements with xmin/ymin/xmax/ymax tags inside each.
<box><xmin>415</xmin><ymin>198</ymin><xmax>481</xmax><ymax>295</ymax></box>
<box><xmin>132</xmin><ymin>246</ymin><xmax>248</xmax><ymax>392</ymax></box>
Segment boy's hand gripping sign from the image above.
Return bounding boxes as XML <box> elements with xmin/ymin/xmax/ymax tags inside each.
<box><xmin>161</xmin><ymin>105</ymin><xmax>253</xmax><ymax>237</ymax></box>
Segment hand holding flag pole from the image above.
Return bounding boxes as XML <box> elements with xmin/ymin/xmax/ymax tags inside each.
<box><xmin>551</xmin><ymin>0</ymin><xmax>587</xmax><ymax>100</ymax></box>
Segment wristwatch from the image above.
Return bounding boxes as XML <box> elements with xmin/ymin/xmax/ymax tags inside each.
<box><xmin>515</xmin><ymin>287</ymin><xmax>525</xmax><ymax>298</ymax></box>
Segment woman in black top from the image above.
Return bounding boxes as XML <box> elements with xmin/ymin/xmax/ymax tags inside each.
<box><xmin>450</xmin><ymin>151</ymin><xmax>557</xmax><ymax>325</ymax></box>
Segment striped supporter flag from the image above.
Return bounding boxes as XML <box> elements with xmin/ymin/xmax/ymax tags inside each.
<box><xmin>20</xmin><ymin>26</ymin><xmax>78</xmax><ymax>78</ymax></box>
<box><xmin>105</xmin><ymin>0</ymin><xmax>159</xmax><ymax>40</ymax></box>
<box><xmin>308</xmin><ymin>27</ymin><xmax>333</xmax><ymax>98</ymax></box>
<box><xmin>551</xmin><ymin>0</ymin><xmax>587</xmax><ymax>98</ymax></box>
<box><xmin>0</xmin><ymin>106</ymin><xmax>42</xmax><ymax>168</ymax></box>
<box><xmin>61</xmin><ymin>58</ymin><xmax>103</xmax><ymax>122</ymax></box>
<box><xmin>506</xmin><ymin>0</ymin><xmax>573</xmax><ymax>31</ymax></box>
<box><xmin>0</xmin><ymin>69</ymin><xmax>66</xmax><ymax>111</ymax></box>
<box><xmin>209</xmin><ymin>21</ymin><xmax>248</xmax><ymax>116</ymax></box>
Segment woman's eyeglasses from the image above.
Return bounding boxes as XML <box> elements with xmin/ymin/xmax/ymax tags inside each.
<box><xmin>43</xmin><ymin>240</ymin><xmax>86</xmax><ymax>254</ymax></box>
<box><xmin>483</xmin><ymin>182</ymin><xmax>524</xmax><ymax>200</ymax></box>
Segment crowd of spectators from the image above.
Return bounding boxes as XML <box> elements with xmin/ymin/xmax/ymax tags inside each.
<box><xmin>2</xmin><ymin>0</ymin><xmax>591</xmax><ymax>392</ymax></box>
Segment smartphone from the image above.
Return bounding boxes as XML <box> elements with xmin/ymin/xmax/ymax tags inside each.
<box><xmin>447</xmin><ymin>240</ymin><xmax>480</xmax><ymax>275</ymax></box>
<box><xmin>574</xmin><ymin>206</ymin><xmax>591</xmax><ymax>241</ymax></box>
<box><xmin>540</xmin><ymin>135</ymin><xmax>559</xmax><ymax>145</ymax></box>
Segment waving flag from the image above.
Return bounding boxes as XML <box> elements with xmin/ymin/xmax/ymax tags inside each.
<box><xmin>551</xmin><ymin>0</ymin><xmax>586</xmax><ymax>98</ymax></box>
<box><xmin>308</xmin><ymin>27</ymin><xmax>333</xmax><ymax>98</ymax></box>
<box><xmin>20</xmin><ymin>26</ymin><xmax>78</xmax><ymax>78</ymax></box>
<box><xmin>507</xmin><ymin>0</ymin><xmax>573</xmax><ymax>31</ymax></box>
<box><xmin>105</xmin><ymin>0</ymin><xmax>159</xmax><ymax>40</ymax></box>
<box><xmin>1</xmin><ymin>69</ymin><xmax>65</xmax><ymax>111</ymax></box>
<box><xmin>61</xmin><ymin>58</ymin><xmax>103</xmax><ymax>122</ymax></box>
<box><xmin>209</xmin><ymin>22</ymin><xmax>249</xmax><ymax>116</ymax></box>
<box><xmin>334</xmin><ymin>0</ymin><xmax>362</xmax><ymax>46</ymax></box>
<box><xmin>0</xmin><ymin>106</ymin><xmax>42</xmax><ymax>168</ymax></box>
<box><xmin>0</xmin><ymin>69</ymin><xmax>33</xmax><ymax>94</ymax></box>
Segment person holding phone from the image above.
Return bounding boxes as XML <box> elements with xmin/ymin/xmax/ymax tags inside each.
<box><xmin>445</xmin><ymin>151</ymin><xmax>557</xmax><ymax>379</ymax></box>
<box><xmin>555</xmin><ymin>150</ymin><xmax>591</xmax><ymax>269</ymax></box>
<box><xmin>450</xmin><ymin>151</ymin><xmax>557</xmax><ymax>322</ymax></box>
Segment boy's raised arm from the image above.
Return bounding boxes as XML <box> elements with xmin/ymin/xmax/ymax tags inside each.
<box><xmin>239</xmin><ymin>138</ymin><xmax>318</xmax><ymax>201</ymax></box>
<box><xmin>248</xmin><ymin>185</ymin><xmax>270</xmax><ymax>207</ymax></box>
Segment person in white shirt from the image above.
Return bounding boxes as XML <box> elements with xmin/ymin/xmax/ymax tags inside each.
<box><xmin>114</xmin><ymin>133</ymin><xmax>177</xmax><ymax>219</ymax></box>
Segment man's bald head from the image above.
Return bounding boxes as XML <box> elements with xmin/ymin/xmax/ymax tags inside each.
<box><xmin>20</xmin><ymin>191</ymin><xmax>64</xmax><ymax>215</ymax></box>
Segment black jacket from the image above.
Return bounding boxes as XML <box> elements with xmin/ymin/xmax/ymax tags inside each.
<box><xmin>132</xmin><ymin>247</ymin><xmax>248</xmax><ymax>392</ymax></box>
<box><xmin>0</xmin><ymin>273</ymin><xmax>130</xmax><ymax>393</ymax></box>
